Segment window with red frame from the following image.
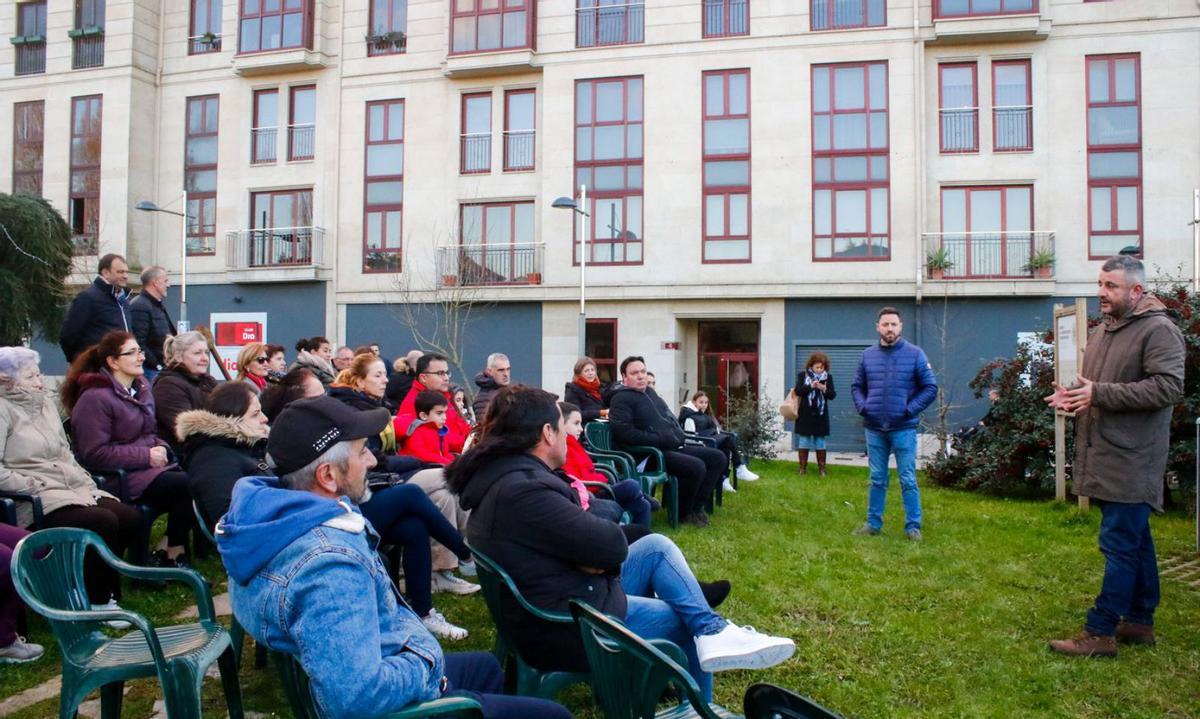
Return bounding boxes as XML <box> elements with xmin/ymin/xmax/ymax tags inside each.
<box><xmin>504</xmin><ymin>89</ymin><xmax>535</xmax><ymax>171</ymax></box>
<box><xmin>72</xmin><ymin>0</ymin><xmax>104</xmax><ymax>69</ymax></box>
<box><xmin>703</xmin><ymin>0</ymin><xmax>747</xmax><ymax>37</ymax></box>
<box><xmin>939</xmin><ymin>63</ymin><xmax>977</xmax><ymax>153</ymax></box>
<box><xmin>811</xmin><ymin>0</ymin><xmax>884</xmax><ymax>30</ymax></box>
<box><xmin>451</xmin><ymin>0</ymin><xmax>532</xmax><ymax>54</ymax></box>
<box><xmin>249</xmin><ymin>188</ymin><xmax>313</xmax><ymax>266</ymax></box>
<box><xmin>702</xmin><ymin>69</ymin><xmax>751</xmax><ymax>262</ymax></box>
<box><xmin>363</xmin><ymin>99</ymin><xmax>404</xmax><ymax>273</ymax></box>
<box><xmin>238</xmin><ymin>0</ymin><xmax>311</xmax><ymax>54</ymax></box>
<box><xmin>13</xmin><ymin>101</ymin><xmax>44</xmax><ymax>197</ymax></box>
<box><xmin>935</xmin><ymin>0</ymin><xmax>1034</xmax><ymax>18</ymax></box>
<box><xmin>251</xmin><ymin>88</ymin><xmax>278</xmax><ymax>164</ymax></box>
<box><xmin>940</xmin><ymin>185</ymin><xmax>1033</xmax><ymax>278</ymax></box>
<box><xmin>460</xmin><ymin>93</ymin><xmax>491</xmax><ymax>174</ymax></box>
<box><xmin>15</xmin><ymin>2</ymin><xmax>47</xmax><ymax>75</ymax></box>
<box><xmin>367</xmin><ymin>0</ymin><xmax>407</xmax><ymax>55</ymax></box>
<box><xmin>1086</xmin><ymin>54</ymin><xmax>1140</xmax><ymax>258</ymax></box>
<box><xmin>574</xmin><ymin>77</ymin><xmax>643</xmax><ymax>264</ymax></box>
<box><xmin>585</xmin><ymin>319</ymin><xmax>618</xmax><ymax>385</ymax></box>
<box><xmin>811</xmin><ymin>62</ymin><xmax>889</xmax><ymax>261</ymax></box>
<box><xmin>184</xmin><ymin>95</ymin><xmax>219</xmax><ymax>255</ymax></box>
<box><xmin>288</xmin><ymin>85</ymin><xmax>315</xmax><ymax>161</ymax></box>
<box><xmin>993</xmin><ymin>59</ymin><xmax>1031</xmax><ymax>151</ymax></box>
<box><xmin>69</xmin><ymin>95</ymin><xmax>102</xmax><ymax>255</ymax></box>
<box><xmin>459</xmin><ymin>202</ymin><xmax>536</xmax><ymax>284</ymax></box>
<box><xmin>189</xmin><ymin>0</ymin><xmax>222</xmax><ymax>53</ymax></box>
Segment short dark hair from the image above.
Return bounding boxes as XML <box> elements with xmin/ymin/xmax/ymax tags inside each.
<box><xmin>98</xmin><ymin>254</ymin><xmax>126</xmax><ymax>273</ymax></box>
<box><xmin>205</xmin><ymin>382</ymin><xmax>258</xmax><ymax>419</ymax></box>
<box><xmin>261</xmin><ymin>367</ymin><xmax>319</xmax><ymax>422</ymax></box>
<box><xmin>805</xmin><ymin>351</ymin><xmax>830</xmax><ymax>371</ymax></box>
<box><xmin>646</xmin><ymin>371</ymin><xmax>655</xmax><ymax>379</ymax></box>
<box><xmin>619</xmin><ymin>355</ymin><xmax>646</xmax><ymax>377</ymax></box>
<box><xmin>877</xmin><ymin>306</ymin><xmax>901</xmax><ymax>321</ymax></box>
<box><xmin>264</xmin><ymin>343</ymin><xmax>285</xmax><ymax>360</ymax></box>
<box><xmin>415</xmin><ymin>390</ymin><xmax>448</xmax><ymax>415</ymax></box>
<box><xmin>416</xmin><ymin>353</ymin><xmax>448</xmax><ymax>375</ymax></box>
<box><xmin>1101</xmin><ymin>255</ymin><xmax>1146</xmax><ymax>286</ymax></box>
<box><xmin>558</xmin><ymin>401</ymin><xmax>580</xmax><ymax>418</ymax></box>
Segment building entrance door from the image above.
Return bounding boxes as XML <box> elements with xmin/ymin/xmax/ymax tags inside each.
<box><xmin>697</xmin><ymin>321</ymin><xmax>759</xmax><ymax>425</ymax></box>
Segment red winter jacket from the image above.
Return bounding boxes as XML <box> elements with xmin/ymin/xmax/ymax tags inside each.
<box><xmin>395</xmin><ymin>379</ymin><xmax>470</xmax><ymax>453</ymax></box>
<box><xmin>562</xmin><ymin>435</ymin><xmax>608</xmax><ymax>490</ymax></box>
<box><xmin>397</xmin><ymin>419</ymin><xmax>454</xmax><ymax>466</ymax></box>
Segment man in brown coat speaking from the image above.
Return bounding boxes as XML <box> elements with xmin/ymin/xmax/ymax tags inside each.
<box><xmin>1044</xmin><ymin>255</ymin><xmax>1185</xmax><ymax>657</ymax></box>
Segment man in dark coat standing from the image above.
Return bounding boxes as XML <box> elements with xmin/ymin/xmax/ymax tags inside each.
<box><xmin>129</xmin><ymin>265</ymin><xmax>176</xmax><ymax>381</ymax></box>
<box><xmin>60</xmin><ymin>254</ymin><xmax>131</xmax><ymax>362</ymax></box>
<box><xmin>1046</xmin><ymin>256</ymin><xmax>1185</xmax><ymax>657</ymax></box>
<box><xmin>471</xmin><ymin>352</ymin><xmax>511</xmax><ymax>419</ymax></box>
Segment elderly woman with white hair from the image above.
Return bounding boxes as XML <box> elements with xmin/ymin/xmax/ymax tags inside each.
<box><xmin>0</xmin><ymin>346</ymin><xmax>141</xmax><ymax>634</ymax></box>
<box><xmin>152</xmin><ymin>331</ymin><xmax>219</xmax><ymax>445</ymax></box>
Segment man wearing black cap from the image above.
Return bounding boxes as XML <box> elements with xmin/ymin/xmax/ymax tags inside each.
<box><xmin>217</xmin><ymin>396</ymin><xmax>571</xmax><ymax>719</ymax></box>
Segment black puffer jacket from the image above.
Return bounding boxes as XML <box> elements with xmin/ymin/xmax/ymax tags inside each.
<box><xmin>564</xmin><ymin>382</ymin><xmax>605</xmax><ymax>423</ymax></box>
<box><xmin>60</xmin><ymin>277</ymin><xmax>131</xmax><ymax>361</ymax></box>
<box><xmin>606</xmin><ymin>385</ymin><xmax>686</xmax><ymax>451</ymax></box>
<box><xmin>128</xmin><ymin>292</ymin><xmax>176</xmax><ymax>371</ymax></box>
<box><xmin>177</xmin><ymin>409</ymin><xmax>269</xmax><ymax>531</ymax></box>
<box><xmin>677</xmin><ymin>403</ymin><xmax>719</xmax><ymax>436</ymax></box>
<box><xmin>454</xmin><ymin>452</ymin><xmax>627</xmax><ymax>672</ymax></box>
<box><xmin>472</xmin><ymin>371</ymin><xmax>502</xmax><ymax>420</ymax></box>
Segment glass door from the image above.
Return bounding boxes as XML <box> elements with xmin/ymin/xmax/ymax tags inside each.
<box><xmin>697</xmin><ymin>321</ymin><xmax>759</xmax><ymax>424</ymax></box>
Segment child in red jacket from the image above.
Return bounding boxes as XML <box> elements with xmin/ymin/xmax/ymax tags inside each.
<box><xmin>397</xmin><ymin>390</ymin><xmax>455</xmax><ymax>465</ymax></box>
<box><xmin>560</xmin><ymin>402</ymin><xmax>655</xmax><ymax>527</ymax></box>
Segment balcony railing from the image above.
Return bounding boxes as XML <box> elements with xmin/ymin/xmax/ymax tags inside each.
<box><xmin>188</xmin><ymin>34</ymin><xmax>223</xmax><ymax>54</ymax></box>
<box><xmin>436</xmin><ymin>243</ymin><xmax>544</xmax><ymax>286</ymax></box>
<box><xmin>503</xmin><ymin>130</ymin><xmax>535</xmax><ymax>171</ymax></box>
<box><xmin>226</xmin><ymin>226</ymin><xmax>325</xmax><ymax>269</ymax></box>
<box><xmin>995</xmin><ymin>105</ymin><xmax>1032</xmax><ymax>151</ymax></box>
<box><xmin>288</xmin><ymin>124</ymin><xmax>315</xmax><ymax>161</ymax></box>
<box><xmin>14</xmin><ymin>40</ymin><xmax>46</xmax><ymax>75</ymax></box>
<box><xmin>939</xmin><ymin>108</ymin><xmax>978</xmax><ymax>153</ymax></box>
<box><xmin>72</xmin><ymin>33</ymin><xmax>104</xmax><ymax>69</ymax></box>
<box><xmin>812</xmin><ymin>0</ymin><xmax>883</xmax><ymax>30</ymax></box>
<box><xmin>251</xmin><ymin>127</ymin><xmax>277</xmax><ymax>163</ymax></box>
<box><xmin>935</xmin><ymin>0</ymin><xmax>1036</xmax><ymax>19</ymax></box>
<box><xmin>703</xmin><ymin>0</ymin><xmax>748</xmax><ymax>37</ymax></box>
<box><xmin>461</xmin><ymin>133</ymin><xmax>491</xmax><ymax>174</ymax></box>
<box><xmin>576</xmin><ymin>3</ymin><xmax>644</xmax><ymax>47</ymax></box>
<box><xmin>923</xmin><ymin>231</ymin><xmax>1055</xmax><ymax>279</ymax></box>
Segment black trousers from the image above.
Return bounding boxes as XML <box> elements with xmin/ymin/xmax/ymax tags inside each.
<box><xmin>42</xmin><ymin>498</ymin><xmax>143</xmax><ymax>603</ymax></box>
<box><xmin>662</xmin><ymin>445</ymin><xmax>728</xmax><ymax>517</ymax></box>
<box><xmin>137</xmin><ymin>470</ymin><xmax>196</xmax><ymax>548</ymax></box>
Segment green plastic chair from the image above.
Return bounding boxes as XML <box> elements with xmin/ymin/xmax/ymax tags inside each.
<box><xmin>585</xmin><ymin>421</ymin><xmax>679</xmax><ymax>528</ymax></box>
<box><xmin>273</xmin><ymin>651</ymin><xmax>483</xmax><ymax>718</ymax></box>
<box><xmin>11</xmin><ymin>527</ymin><xmax>243</xmax><ymax>719</ymax></box>
<box><xmin>569</xmin><ymin>600</ymin><xmax>742</xmax><ymax>719</ymax></box>
<box><xmin>469</xmin><ymin>546</ymin><xmax>591</xmax><ymax>699</ymax></box>
<box><xmin>742</xmin><ymin>683</ymin><xmax>843</xmax><ymax>719</ymax></box>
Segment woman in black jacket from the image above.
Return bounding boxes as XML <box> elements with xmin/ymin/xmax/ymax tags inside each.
<box><xmin>563</xmin><ymin>357</ymin><xmax>607</xmax><ymax>423</ymax></box>
<box><xmin>677</xmin><ymin>391</ymin><xmax>758</xmax><ymax>484</ymax></box>
<box><xmin>793</xmin><ymin>351</ymin><xmax>836</xmax><ymax>476</ymax></box>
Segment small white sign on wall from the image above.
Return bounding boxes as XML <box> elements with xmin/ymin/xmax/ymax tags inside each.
<box><xmin>209</xmin><ymin>312</ymin><xmax>268</xmax><ymax>380</ymax></box>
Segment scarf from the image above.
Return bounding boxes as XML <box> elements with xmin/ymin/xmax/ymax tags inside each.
<box><xmin>246</xmin><ymin>373</ymin><xmax>267</xmax><ymax>391</ymax></box>
<box><xmin>803</xmin><ymin>368</ymin><xmax>829</xmax><ymax>416</ymax></box>
<box><xmin>573</xmin><ymin>375</ymin><xmax>602</xmax><ymax>402</ymax></box>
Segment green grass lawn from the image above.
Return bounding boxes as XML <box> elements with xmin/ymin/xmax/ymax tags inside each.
<box><xmin>4</xmin><ymin>461</ymin><xmax>1199</xmax><ymax>718</ymax></box>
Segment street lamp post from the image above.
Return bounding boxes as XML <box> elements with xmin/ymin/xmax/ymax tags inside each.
<box><xmin>135</xmin><ymin>192</ymin><xmax>190</xmax><ymax>332</ymax></box>
<box><xmin>552</xmin><ymin>185</ymin><xmax>590</xmax><ymax>358</ymax></box>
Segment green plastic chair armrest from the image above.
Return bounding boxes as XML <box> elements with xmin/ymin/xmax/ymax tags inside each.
<box><xmin>384</xmin><ymin>696</ymin><xmax>484</xmax><ymax>718</ymax></box>
<box><xmin>580</xmin><ymin>481</ymin><xmax>615</xmax><ymax>500</ymax></box>
<box><xmin>622</xmin><ymin>445</ymin><xmax>667</xmax><ymax>472</ymax></box>
<box><xmin>93</xmin><ymin>542</ymin><xmax>217</xmax><ymax>623</ymax></box>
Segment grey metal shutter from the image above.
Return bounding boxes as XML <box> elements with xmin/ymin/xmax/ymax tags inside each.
<box><xmin>792</xmin><ymin>343</ymin><xmax>871</xmax><ymax>454</ymax></box>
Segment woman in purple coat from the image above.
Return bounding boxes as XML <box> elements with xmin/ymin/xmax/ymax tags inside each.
<box><xmin>61</xmin><ymin>331</ymin><xmax>195</xmax><ymax>568</ymax></box>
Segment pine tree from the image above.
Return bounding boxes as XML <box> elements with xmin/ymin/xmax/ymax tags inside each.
<box><xmin>0</xmin><ymin>193</ymin><xmax>74</xmax><ymax>346</ymax></box>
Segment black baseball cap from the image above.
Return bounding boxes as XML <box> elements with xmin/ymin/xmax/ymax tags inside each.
<box><xmin>267</xmin><ymin>396</ymin><xmax>390</xmax><ymax>477</ymax></box>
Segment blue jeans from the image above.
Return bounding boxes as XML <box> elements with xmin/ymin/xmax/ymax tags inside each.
<box><xmin>1085</xmin><ymin>500</ymin><xmax>1160</xmax><ymax>635</ymax></box>
<box><xmin>444</xmin><ymin>652</ymin><xmax>572</xmax><ymax>719</ymax></box>
<box><xmin>865</xmin><ymin>428</ymin><xmax>921</xmax><ymax>532</ymax></box>
<box><xmin>620</xmin><ymin>534</ymin><xmax>726</xmax><ymax>701</ymax></box>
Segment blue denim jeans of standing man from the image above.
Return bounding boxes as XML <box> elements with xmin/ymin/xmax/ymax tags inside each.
<box><xmin>619</xmin><ymin>533</ymin><xmax>727</xmax><ymax>701</ymax></box>
<box><xmin>443</xmin><ymin>651</ymin><xmax>572</xmax><ymax>719</ymax></box>
<box><xmin>865</xmin><ymin>427</ymin><xmax>921</xmax><ymax>532</ymax></box>
<box><xmin>1085</xmin><ymin>500</ymin><xmax>1160</xmax><ymax>636</ymax></box>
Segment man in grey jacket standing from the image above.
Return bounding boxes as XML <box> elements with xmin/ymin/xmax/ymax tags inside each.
<box><xmin>129</xmin><ymin>266</ymin><xmax>175</xmax><ymax>381</ymax></box>
<box><xmin>1046</xmin><ymin>256</ymin><xmax>1185</xmax><ymax>657</ymax></box>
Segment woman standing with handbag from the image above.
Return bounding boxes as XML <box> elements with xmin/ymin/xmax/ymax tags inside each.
<box><xmin>793</xmin><ymin>352</ymin><xmax>836</xmax><ymax>476</ymax></box>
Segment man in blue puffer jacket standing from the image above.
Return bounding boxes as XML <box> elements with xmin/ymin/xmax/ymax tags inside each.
<box><xmin>851</xmin><ymin>307</ymin><xmax>938</xmax><ymax>541</ymax></box>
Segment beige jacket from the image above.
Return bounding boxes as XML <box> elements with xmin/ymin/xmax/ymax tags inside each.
<box><xmin>0</xmin><ymin>385</ymin><xmax>113</xmax><ymax>527</ymax></box>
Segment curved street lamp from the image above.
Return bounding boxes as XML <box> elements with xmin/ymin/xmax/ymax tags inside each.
<box><xmin>552</xmin><ymin>187</ymin><xmax>590</xmax><ymax>358</ymax></box>
<box><xmin>135</xmin><ymin>193</ymin><xmax>191</xmax><ymax>331</ymax></box>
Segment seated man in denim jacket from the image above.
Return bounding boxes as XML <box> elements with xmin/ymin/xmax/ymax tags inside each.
<box><xmin>217</xmin><ymin>396</ymin><xmax>571</xmax><ymax>719</ymax></box>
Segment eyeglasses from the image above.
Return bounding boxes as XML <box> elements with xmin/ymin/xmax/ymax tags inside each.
<box><xmin>118</xmin><ymin>348</ymin><xmax>146</xmax><ymax>358</ymax></box>
<box><xmin>423</xmin><ymin>370</ymin><xmax>451</xmax><ymax>377</ymax></box>
<box><xmin>254</xmin><ymin>356</ymin><xmax>269</xmax><ymax>364</ymax></box>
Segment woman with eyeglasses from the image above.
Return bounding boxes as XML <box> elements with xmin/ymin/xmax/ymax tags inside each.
<box><xmin>235</xmin><ymin>342</ymin><xmax>270</xmax><ymax>394</ymax></box>
<box><xmin>152</xmin><ymin>332</ymin><xmax>219</xmax><ymax>446</ymax></box>
<box><xmin>61</xmin><ymin>331</ymin><xmax>196</xmax><ymax>570</ymax></box>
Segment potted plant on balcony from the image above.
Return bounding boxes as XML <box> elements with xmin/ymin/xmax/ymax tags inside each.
<box><xmin>926</xmin><ymin>246</ymin><xmax>953</xmax><ymax>280</ymax></box>
<box><xmin>524</xmin><ymin>271</ymin><xmax>542</xmax><ymax>284</ymax></box>
<box><xmin>441</xmin><ymin>273</ymin><xmax>459</xmax><ymax>286</ymax></box>
<box><xmin>68</xmin><ymin>25</ymin><xmax>104</xmax><ymax>38</ymax></box>
<box><xmin>1027</xmin><ymin>247</ymin><xmax>1054</xmax><ymax>279</ymax></box>
<box><xmin>198</xmin><ymin>31</ymin><xmax>219</xmax><ymax>48</ymax></box>
<box><xmin>10</xmin><ymin>34</ymin><xmax>45</xmax><ymax>45</ymax></box>
<box><xmin>365</xmin><ymin>30</ymin><xmax>406</xmax><ymax>51</ymax></box>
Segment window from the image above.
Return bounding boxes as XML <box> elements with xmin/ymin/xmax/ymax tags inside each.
<box><xmin>585</xmin><ymin>319</ymin><xmax>618</xmax><ymax>384</ymax></box>
<box><xmin>811</xmin><ymin>62</ymin><xmax>890</xmax><ymax>260</ymax></box>
<box><xmin>368</xmin><ymin>0</ymin><xmax>407</xmax><ymax>55</ymax></box>
<box><xmin>935</xmin><ymin>0</ymin><xmax>1035</xmax><ymax>18</ymax></box>
<box><xmin>458</xmin><ymin>202</ymin><xmax>537</xmax><ymax>284</ymax></box>
<box><xmin>72</xmin><ymin>0</ymin><xmax>105</xmax><ymax>69</ymax></box>
<box><xmin>504</xmin><ymin>89</ymin><xmax>535</xmax><ymax>171</ymax></box>
<box><xmin>249</xmin><ymin>188</ymin><xmax>313</xmax><ymax>265</ymax></box>
<box><xmin>703</xmin><ymin>0</ymin><xmax>747</xmax><ymax>37</ymax></box>
<box><xmin>252</xmin><ymin>89</ymin><xmax>278</xmax><ymax>164</ymax></box>
<box><xmin>460</xmin><ymin>93</ymin><xmax>491</xmax><ymax>174</ymax></box>
<box><xmin>1086</xmin><ymin>54</ymin><xmax>1141</xmax><ymax>258</ymax></box>
<box><xmin>13</xmin><ymin>101</ymin><xmax>44</xmax><ymax>197</ymax></box>
<box><xmin>185</xmin><ymin>95</ymin><xmax>219</xmax><ymax>255</ymax></box>
<box><xmin>14</xmin><ymin>2</ymin><xmax>46</xmax><ymax>75</ymax></box>
<box><xmin>363</xmin><ymin>99</ymin><xmax>404</xmax><ymax>273</ymax></box>
<box><xmin>702</xmin><ymin>69</ymin><xmax>751</xmax><ymax>263</ymax></box>
<box><xmin>574</xmin><ymin>77</ymin><xmax>644</xmax><ymax>265</ymax></box>
<box><xmin>69</xmin><ymin>95</ymin><xmax>102</xmax><ymax>255</ymax></box>
<box><xmin>939</xmin><ymin>63</ymin><xmax>977</xmax><ymax>153</ymax></box>
<box><xmin>189</xmin><ymin>0</ymin><xmax>222</xmax><ymax>53</ymax></box>
<box><xmin>576</xmin><ymin>0</ymin><xmax>644</xmax><ymax>48</ymax></box>
<box><xmin>811</xmin><ymin>0</ymin><xmax>884</xmax><ymax>30</ymax></box>
<box><xmin>451</xmin><ymin>0</ymin><xmax>532</xmax><ymax>53</ymax></box>
<box><xmin>940</xmin><ymin>185</ymin><xmax>1033</xmax><ymax>277</ymax></box>
<box><xmin>238</xmin><ymin>0</ymin><xmax>312</xmax><ymax>54</ymax></box>
<box><xmin>288</xmin><ymin>85</ymin><xmax>315</xmax><ymax>161</ymax></box>
<box><xmin>993</xmin><ymin>59</ymin><xmax>1031</xmax><ymax>151</ymax></box>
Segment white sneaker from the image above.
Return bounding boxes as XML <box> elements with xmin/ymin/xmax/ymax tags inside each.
<box><xmin>422</xmin><ymin>609</ymin><xmax>468</xmax><ymax>640</ymax></box>
<box><xmin>722</xmin><ymin>478</ymin><xmax>737</xmax><ymax>494</ymax></box>
<box><xmin>457</xmin><ymin>559</ymin><xmax>477</xmax><ymax>577</ymax></box>
<box><xmin>431</xmin><ymin>570</ymin><xmax>481</xmax><ymax>595</ymax></box>
<box><xmin>735</xmin><ymin>465</ymin><xmax>760</xmax><ymax>481</ymax></box>
<box><xmin>91</xmin><ymin>599</ymin><xmax>132</xmax><ymax>629</ymax></box>
<box><xmin>0</xmin><ymin>636</ymin><xmax>44</xmax><ymax>664</ymax></box>
<box><xmin>695</xmin><ymin>623</ymin><xmax>795</xmax><ymax>672</ymax></box>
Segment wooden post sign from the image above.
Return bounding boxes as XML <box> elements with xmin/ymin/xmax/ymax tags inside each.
<box><xmin>1053</xmin><ymin>298</ymin><xmax>1088</xmax><ymax>507</ymax></box>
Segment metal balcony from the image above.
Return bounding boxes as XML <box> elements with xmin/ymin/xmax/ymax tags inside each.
<box><xmin>436</xmin><ymin>243</ymin><xmax>544</xmax><ymax>287</ymax></box>
<box><xmin>923</xmin><ymin>231</ymin><xmax>1055</xmax><ymax>280</ymax></box>
<box><xmin>71</xmin><ymin>33</ymin><xmax>104</xmax><ymax>69</ymax></box>
<box><xmin>576</xmin><ymin>3</ymin><xmax>644</xmax><ymax>47</ymax></box>
<box><xmin>14</xmin><ymin>40</ymin><xmax>45</xmax><ymax>75</ymax></box>
<box><xmin>225</xmin><ymin>226</ymin><xmax>327</xmax><ymax>281</ymax></box>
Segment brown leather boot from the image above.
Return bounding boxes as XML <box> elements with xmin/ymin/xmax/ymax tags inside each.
<box><xmin>1048</xmin><ymin>630</ymin><xmax>1117</xmax><ymax>657</ymax></box>
<box><xmin>816</xmin><ymin>450</ymin><xmax>827</xmax><ymax>477</ymax></box>
<box><xmin>797</xmin><ymin>450</ymin><xmax>809</xmax><ymax>475</ymax></box>
<box><xmin>1116</xmin><ymin>621</ymin><xmax>1156</xmax><ymax>646</ymax></box>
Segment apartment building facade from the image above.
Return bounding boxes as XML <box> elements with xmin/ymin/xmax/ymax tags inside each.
<box><xmin>4</xmin><ymin>0</ymin><xmax>1198</xmax><ymax>450</ymax></box>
